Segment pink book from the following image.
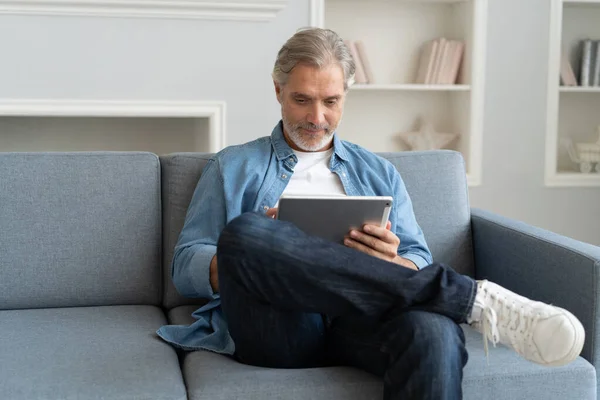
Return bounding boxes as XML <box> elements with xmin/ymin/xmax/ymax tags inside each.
<box><xmin>425</xmin><ymin>39</ymin><xmax>441</xmax><ymax>84</ymax></box>
<box><xmin>416</xmin><ymin>40</ymin><xmax>438</xmax><ymax>84</ymax></box>
<box><xmin>345</xmin><ymin>40</ymin><xmax>367</xmax><ymax>84</ymax></box>
<box><xmin>431</xmin><ymin>38</ymin><xmax>447</xmax><ymax>84</ymax></box>
<box><xmin>440</xmin><ymin>41</ymin><xmax>456</xmax><ymax>84</ymax></box>
<box><xmin>448</xmin><ymin>41</ymin><xmax>465</xmax><ymax>84</ymax></box>
<box><xmin>560</xmin><ymin>53</ymin><xmax>578</xmax><ymax>86</ymax></box>
<box><xmin>355</xmin><ymin>40</ymin><xmax>375</xmax><ymax>84</ymax></box>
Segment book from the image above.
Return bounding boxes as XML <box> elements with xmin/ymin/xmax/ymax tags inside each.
<box><xmin>355</xmin><ymin>40</ymin><xmax>375</xmax><ymax>84</ymax></box>
<box><xmin>431</xmin><ymin>37</ymin><xmax>447</xmax><ymax>84</ymax></box>
<box><xmin>592</xmin><ymin>40</ymin><xmax>600</xmax><ymax>87</ymax></box>
<box><xmin>580</xmin><ymin>39</ymin><xmax>593</xmax><ymax>87</ymax></box>
<box><xmin>425</xmin><ymin>39</ymin><xmax>440</xmax><ymax>84</ymax></box>
<box><xmin>415</xmin><ymin>39</ymin><xmax>438</xmax><ymax>84</ymax></box>
<box><xmin>416</xmin><ymin>38</ymin><xmax>464</xmax><ymax>84</ymax></box>
<box><xmin>448</xmin><ymin>41</ymin><xmax>465</xmax><ymax>84</ymax></box>
<box><xmin>345</xmin><ymin>40</ymin><xmax>368</xmax><ymax>84</ymax></box>
<box><xmin>438</xmin><ymin>40</ymin><xmax>454</xmax><ymax>84</ymax></box>
<box><xmin>560</xmin><ymin>52</ymin><xmax>578</xmax><ymax>86</ymax></box>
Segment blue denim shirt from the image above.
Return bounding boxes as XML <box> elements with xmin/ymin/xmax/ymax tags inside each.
<box><xmin>156</xmin><ymin>120</ymin><xmax>433</xmax><ymax>354</ymax></box>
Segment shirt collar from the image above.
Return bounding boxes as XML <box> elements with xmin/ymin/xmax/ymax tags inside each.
<box><xmin>270</xmin><ymin>120</ymin><xmax>350</xmax><ymax>163</ymax></box>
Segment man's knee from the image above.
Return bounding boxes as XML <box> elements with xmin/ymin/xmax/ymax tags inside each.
<box><xmin>391</xmin><ymin>311</ymin><xmax>467</xmax><ymax>367</ymax></box>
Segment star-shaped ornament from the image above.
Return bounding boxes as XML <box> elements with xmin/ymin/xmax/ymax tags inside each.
<box><xmin>397</xmin><ymin>119</ymin><xmax>458</xmax><ymax>151</ymax></box>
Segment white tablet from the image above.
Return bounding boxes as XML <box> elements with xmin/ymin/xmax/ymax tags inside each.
<box><xmin>277</xmin><ymin>195</ymin><xmax>393</xmax><ymax>244</ymax></box>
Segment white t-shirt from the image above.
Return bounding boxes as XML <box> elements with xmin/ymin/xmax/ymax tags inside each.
<box><xmin>276</xmin><ymin>148</ymin><xmax>346</xmax><ymax>206</ymax></box>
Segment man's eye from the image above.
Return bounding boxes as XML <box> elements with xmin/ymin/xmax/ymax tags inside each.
<box><xmin>295</xmin><ymin>98</ymin><xmax>306</xmax><ymax>104</ymax></box>
<box><xmin>326</xmin><ymin>100</ymin><xmax>337</xmax><ymax>106</ymax></box>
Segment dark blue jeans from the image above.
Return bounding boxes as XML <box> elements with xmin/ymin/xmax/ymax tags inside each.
<box><xmin>217</xmin><ymin>212</ymin><xmax>476</xmax><ymax>400</ymax></box>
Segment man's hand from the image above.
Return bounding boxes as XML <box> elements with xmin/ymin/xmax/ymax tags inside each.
<box><xmin>210</xmin><ymin>255</ymin><xmax>219</xmax><ymax>292</ymax></box>
<box><xmin>265</xmin><ymin>207</ymin><xmax>278</xmax><ymax>219</ymax></box>
<box><xmin>344</xmin><ymin>221</ymin><xmax>418</xmax><ymax>270</ymax></box>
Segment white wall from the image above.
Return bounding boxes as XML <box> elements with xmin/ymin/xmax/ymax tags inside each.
<box><xmin>0</xmin><ymin>0</ymin><xmax>598</xmax><ymax>246</ymax></box>
<box><xmin>0</xmin><ymin>1</ymin><xmax>308</xmax><ymax>146</ymax></box>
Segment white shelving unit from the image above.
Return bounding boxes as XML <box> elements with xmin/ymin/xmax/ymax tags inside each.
<box><xmin>546</xmin><ymin>0</ymin><xmax>600</xmax><ymax>186</ymax></box>
<box><xmin>310</xmin><ymin>0</ymin><xmax>487</xmax><ymax>186</ymax></box>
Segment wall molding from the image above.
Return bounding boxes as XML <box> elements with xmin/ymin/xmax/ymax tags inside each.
<box><xmin>0</xmin><ymin>99</ymin><xmax>227</xmax><ymax>152</ymax></box>
<box><xmin>0</xmin><ymin>1</ymin><xmax>288</xmax><ymax>22</ymax></box>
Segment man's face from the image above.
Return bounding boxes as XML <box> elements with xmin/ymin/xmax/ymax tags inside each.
<box><xmin>275</xmin><ymin>63</ymin><xmax>345</xmax><ymax>152</ymax></box>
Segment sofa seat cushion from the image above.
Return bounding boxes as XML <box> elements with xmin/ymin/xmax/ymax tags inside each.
<box><xmin>170</xmin><ymin>305</ymin><xmax>595</xmax><ymax>399</ymax></box>
<box><xmin>461</xmin><ymin>325</ymin><xmax>595</xmax><ymax>399</ymax></box>
<box><xmin>0</xmin><ymin>305</ymin><xmax>187</xmax><ymax>400</ymax></box>
<box><xmin>184</xmin><ymin>350</ymin><xmax>383</xmax><ymax>400</ymax></box>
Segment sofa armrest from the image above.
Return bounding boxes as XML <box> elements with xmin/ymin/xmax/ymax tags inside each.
<box><xmin>471</xmin><ymin>208</ymin><xmax>600</xmax><ymax>366</ymax></box>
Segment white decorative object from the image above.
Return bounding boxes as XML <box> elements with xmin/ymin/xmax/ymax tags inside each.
<box><xmin>397</xmin><ymin>118</ymin><xmax>458</xmax><ymax>151</ymax></box>
<box><xmin>562</xmin><ymin>127</ymin><xmax>600</xmax><ymax>174</ymax></box>
<box><xmin>0</xmin><ymin>0</ymin><xmax>288</xmax><ymax>22</ymax></box>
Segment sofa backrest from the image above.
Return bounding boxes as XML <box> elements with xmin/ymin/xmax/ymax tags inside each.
<box><xmin>0</xmin><ymin>152</ymin><xmax>162</xmax><ymax>310</ymax></box>
<box><xmin>160</xmin><ymin>150</ymin><xmax>474</xmax><ymax>310</ymax></box>
<box><xmin>377</xmin><ymin>151</ymin><xmax>474</xmax><ymax>276</ymax></box>
<box><xmin>160</xmin><ymin>154</ymin><xmax>214</xmax><ymax>310</ymax></box>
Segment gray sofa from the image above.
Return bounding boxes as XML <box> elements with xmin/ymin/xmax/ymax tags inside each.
<box><xmin>1</xmin><ymin>150</ymin><xmax>598</xmax><ymax>400</ymax></box>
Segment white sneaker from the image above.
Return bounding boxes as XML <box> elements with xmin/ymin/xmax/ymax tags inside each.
<box><xmin>469</xmin><ymin>280</ymin><xmax>585</xmax><ymax>367</ymax></box>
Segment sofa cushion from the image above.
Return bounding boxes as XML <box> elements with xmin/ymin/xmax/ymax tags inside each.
<box><xmin>183</xmin><ymin>350</ymin><xmax>383</xmax><ymax>400</ymax></box>
<box><xmin>170</xmin><ymin>306</ymin><xmax>595</xmax><ymax>399</ymax></box>
<box><xmin>0</xmin><ymin>305</ymin><xmax>187</xmax><ymax>400</ymax></box>
<box><xmin>378</xmin><ymin>150</ymin><xmax>474</xmax><ymax>276</ymax></box>
<box><xmin>461</xmin><ymin>326</ymin><xmax>595</xmax><ymax>399</ymax></box>
<box><xmin>0</xmin><ymin>152</ymin><xmax>162</xmax><ymax>309</ymax></box>
<box><xmin>160</xmin><ymin>153</ymin><xmax>214</xmax><ymax>310</ymax></box>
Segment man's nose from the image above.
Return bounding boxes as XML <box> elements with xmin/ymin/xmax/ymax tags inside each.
<box><xmin>306</xmin><ymin>104</ymin><xmax>326</xmax><ymax>127</ymax></box>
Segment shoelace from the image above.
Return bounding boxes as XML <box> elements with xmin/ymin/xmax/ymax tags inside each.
<box><xmin>480</xmin><ymin>303</ymin><xmax>500</xmax><ymax>363</ymax></box>
<box><xmin>479</xmin><ymin>291</ymin><xmax>538</xmax><ymax>363</ymax></box>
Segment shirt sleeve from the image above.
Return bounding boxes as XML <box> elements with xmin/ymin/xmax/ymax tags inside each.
<box><xmin>171</xmin><ymin>158</ymin><xmax>226</xmax><ymax>300</ymax></box>
<box><xmin>391</xmin><ymin>170</ymin><xmax>433</xmax><ymax>270</ymax></box>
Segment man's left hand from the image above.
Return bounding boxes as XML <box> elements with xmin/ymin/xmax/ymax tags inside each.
<box><xmin>344</xmin><ymin>221</ymin><xmax>418</xmax><ymax>270</ymax></box>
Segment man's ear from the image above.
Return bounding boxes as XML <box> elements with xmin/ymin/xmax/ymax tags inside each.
<box><xmin>274</xmin><ymin>81</ymin><xmax>283</xmax><ymax>104</ymax></box>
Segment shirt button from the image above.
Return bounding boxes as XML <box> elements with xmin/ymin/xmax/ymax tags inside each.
<box><xmin>281</xmin><ymin>174</ymin><xmax>287</xmax><ymax>179</ymax></box>
<box><xmin>263</xmin><ymin>206</ymin><xmax>269</xmax><ymax>211</ymax></box>
<box><xmin>342</xmin><ymin>173</ymin><xmax>346</xmax><ymax>177</ymax></box>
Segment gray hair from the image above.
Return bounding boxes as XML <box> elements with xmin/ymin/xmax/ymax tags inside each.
<box><xmin>272</xmin><ymin>27</ymin><xmax>355</xmax><ymax>91</ymax></box>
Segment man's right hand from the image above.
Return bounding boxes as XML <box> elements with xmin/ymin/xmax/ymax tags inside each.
<box><xmin>210</xmin><ymin>255</ymin><xmax>219</xmax><ymax>293</ymax></box>
<box><xmin>265</xmin><ymin>207</ymin><xmax>278</xmax><ymax>219</ymax></box>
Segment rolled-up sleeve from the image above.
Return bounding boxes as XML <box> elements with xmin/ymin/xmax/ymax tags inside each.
<box><xmin>171</xmin><ymin>159</ymin><xmax>226</xmax><ymax>300</ymax></box>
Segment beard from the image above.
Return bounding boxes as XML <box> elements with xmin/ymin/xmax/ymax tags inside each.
<box><xmin>282</xmin><ymin>110</ymin><xmax>336</xmax><ymax>152</ymax></box>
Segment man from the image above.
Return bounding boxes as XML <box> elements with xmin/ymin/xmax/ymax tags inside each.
<box><xmin>158</xmin><ymin>27</ymin><xmax>584</xmax><ymax>399</ymax></box>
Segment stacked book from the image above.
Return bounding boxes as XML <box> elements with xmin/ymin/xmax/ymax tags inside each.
<box><xmin>562</xmin><ymin>39</ymin><xmax>600</xmax><ymax>87</ymax></box>
<box><xmin>415</xmin><ymin>37</ymin><xmax>465</xmax><ymax>85</ymax></box>
<box><xmin>344</xmin><ymin>39</ymin><xmax>375</xmax><ymax>84</ymax></box>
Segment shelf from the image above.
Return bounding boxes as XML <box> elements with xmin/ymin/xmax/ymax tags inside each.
<box><xmin>311</xmin><ymin>0</ymin><xmax>487</xmax><ymax>186</ymax></box>
<box><xmin>545</xmin><ymin>0</ymin><xmax>600</xmax><ymax>186</ymax></box>
<box><xmin>563</xmin><ymin>0</ymin><xmax>600</xmax><ymax>5</ymax></box>
<box><xmin>351</xmin><ymin>84</ymin><xmax>471</xmax><ymax>91</ymax></box>
<box><xmin>559</xmin><ymin>86</ymin><xmax>600</xmax><ymax>92</ymax></box>
<box><xmin>545</xmin><ymin>173</ymin><xmax>600</xmax><ymax>187</ymax></box>
<box><xmin>0</xmin><ymin>99</ymin><xmax>227</xmax><ymax>154</ymax></box>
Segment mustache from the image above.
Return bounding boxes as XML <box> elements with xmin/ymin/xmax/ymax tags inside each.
<box><xmin>291</xmin><ymin>121</ymin><xmax>330</xmax><ymax>132</ymax></box>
